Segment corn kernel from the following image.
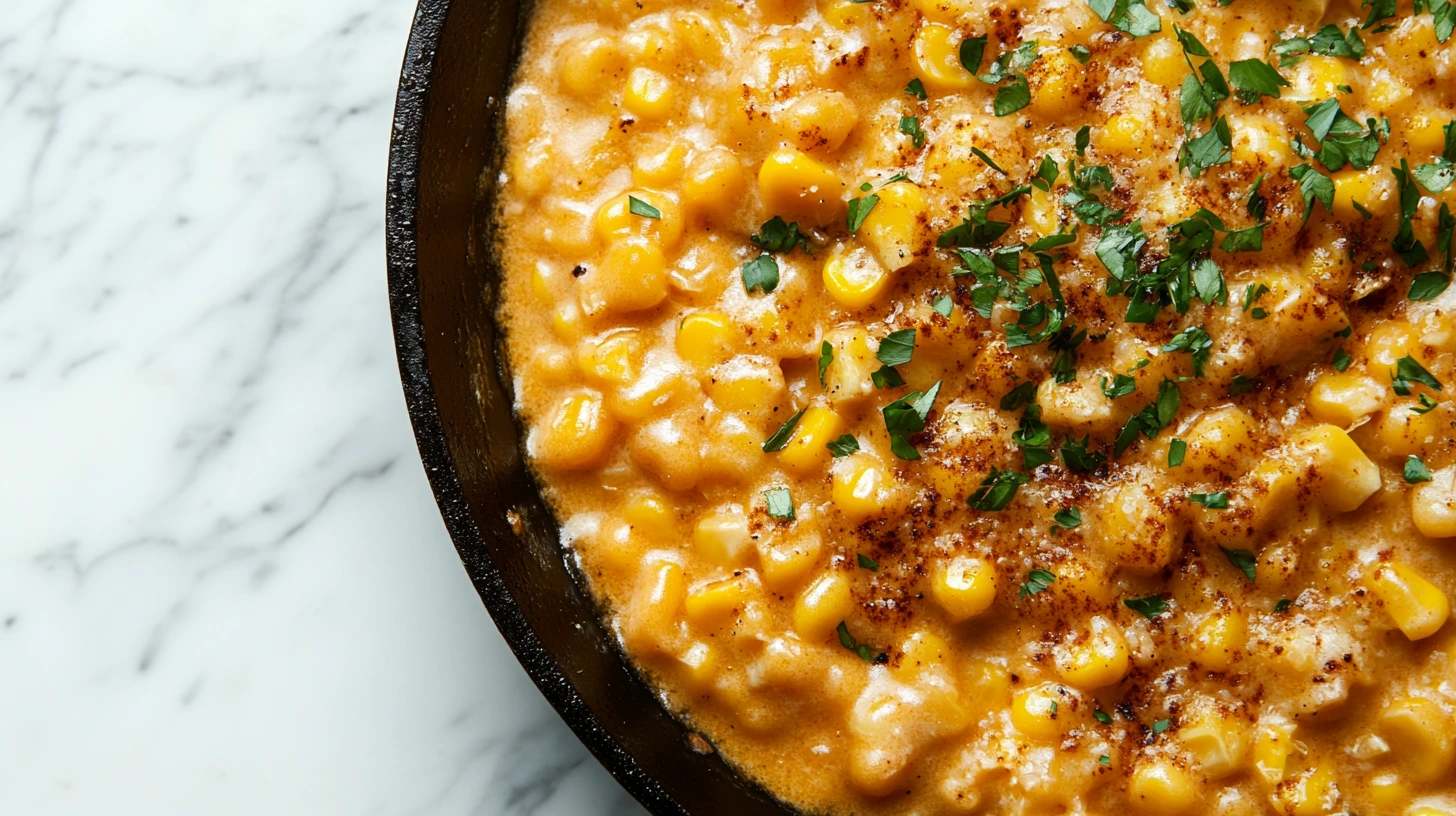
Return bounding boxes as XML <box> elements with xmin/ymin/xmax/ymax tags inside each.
<box><xmin>623</xmin><ymin>66</ymin><xmax>675</xmax><ymax>119</ymax></box>
<box><xmin>777</xmin><ymin>406</ymin><xmax>843</xmax><ymax>476</ymax></box>
<box><xmin>1128</xmin><ymin>759</ymin><xmax>1199</xmax><ymax>815</ymax></box>
<box><xmin>1024</xmin><ymin>183</ymin><xmax>1059</xmax><ymax>236</ymax></box>
<box><xmin>1278</xmin><ymin>760</ymin><xmax>1339</xmax><ymax>816</ymax></box>
<box><xmin>757</xmin><ymin>148</ymin><xmax>846</xmax><ymax>225</ymax></box>
<box><xmin>1367</xmin><ymin>773</ymin><xmax>1408</xmax><ymax>809</ymax></box>
<box><xmin>793</xmin><ymin>570</ymin><xmax>854</xmax><ymax>642</ymax></box>
<box><xmin>579</xmin><ymin>239</ymin><xmax>669</xmax><ymax>317</ymax></box>
<box><xmin>1380</xmin><ymin>696</ymin><xmax>1456</xmax><ymax>781</ymax></box>
<box><xmin>1253</xmin><ymin>720</ymin><xmax>1297</xmax><ymax>787</ymax></box>
<box><xmin>608</xmin><ymin>364</ymin><xmax>695</xmax><ymax>422</ymax></box>
<box><xmin>1290</xmin><ymin>424</ymin><xmax>1382</xmax><ymax>512</ymax></box>
<box><xmin>1292</xmin><ymin>56</ymin><xmax>1352</xmax><ymax>102</ymax></box>
<box><xmin>894</xmin><ymin>629</ymin><xmax>953</xmax><ymax>681</ymax></box>
<box><xmin>1056</xmin><ymin>615</ymin><xmax>1130</xmax><ymax>690</ymax></box>
<box><xmin>1175</xmin><ymin>405</ymin><xmax>1259</xmax><ymax>481</ymax></box>
<box><xmin>823</xmin><ymin>246</ymin><xmax>891</xmax><ymax>309</ymax></box>
<box><xmin>560</xmin><ymin>36</ymin><xmax>625</xmax><ymax>99</ymax></box>
<box><xmin>1412</xmin><ymin>466</ymin><xmax>1456</xmax><ymax>538</ymax></box>
<box><xmin>912</xmin><ymin>24</ymin><xmax>977</xmax><ymax>91</ymax></box>
<box><xmin>622</xmin><ymin>558</ymin><xmax>685</xmax><ymax>654</ymax></box>
<box><xmin>823</xmin><ymin>326</ymin><xmax>878</xmax><ymax>402</ymax></box>
<box><xmin>1010</xmin><ymin>684</ymin><xmax>1064</xmax><ymax>741</ymax></box>
<box><xmin>1306</xmin><ymin>372</ymin><xmax>1387</xmax><ymax>428</ymax></box>
<box><xmin>593</xmin><ymin>190</ymin><xmax>684</xmax><ymax>248</ymax></box>
<box><xmin>757</xmin><ymin>532</ymin><xmax>823</xmax><ymax>593</ymax></box>
<box><xmin>1363</xmin><ymin>321</ymin><xmax>1423</xmax><ymax>369</ymax></box>
<box><xmin>1332</xmin><ymin>168</ymin><xmax>1397</xmax><ymax>220</ymax></box>
<box><xmin>676</xmin><ymin>311</ymin><xmax>736</xmax><ymax>368</ymax></box>
<box><xmin>1181</xmin><ymin>718</ymin><xmax>1247</xmax><ymax>781</ymax></box>
<box><xmin>629</xmin><ymin>416</ymin><xmax>703</xmax><ymax>491</ymax></box>
<box><xmin>631</xmin><ymin>136</ymin><xmax>689</xmax><ymax>189</ymax></box>
<box><xmin>1139</xmin><ymin>34</ymin><xmax>1187</xmax><ymax>88</ymax></box>
<box><xmin>1095</xmin><ymin>478</ymin><xmax>1181</xmax><ymax>573</ymax></box>
<box><xmin>683</xmin><ymin>147</ymin><xmax>746</xmax><ymax>222</ymax></box>
<box><xmin>693</xmin><ymin>509</ymin><xmax>752</xmax><ymax>565</ymax></box>
<box><xmin>676</xmin><ymin>641</ymin><xmax>720</xmax><ymax>690</ymax></box>
<box><xmin>831</xmin><ymin>452</ymin><xmax>904</xmax><ymax>520</ymax></box>
<box><xmin>577</xmin><ymin>329</ymin><xmax>644</xmax><ymax>385</ymax></box>
<box><xmin>1026</xmin><ymin>48</ymin><xmax>1085</xmax><ymax>120</ymax></box>
<box><xmin>782</xmin><ymin>90</ymin><xmax>858</xmax><ymax>154</ymax></box>
<box><xmin>908</xmin><ymin>0</ymin><xmax>974</xmax><ymax>23</ymax></box>
<box><xmin>531</xmin><ymin>391</ymin><xmax>617</xmax><ymax>471</ymax></box>
<box><xmin>1192</xmin><ymin>610</ymin><xmax>1246</xmax><ymax>672</ymax></box>
<box><xmin>684</xmin><ymin>574</ymin><xmax>756</xmax><ymax>628</ymax></box>
<box><xmin>859</xmin><ymin>181</ymin><xmax>927</xmax><ymax>272</ymax></box>
<box><xmin>706</xmin><ymin>357</ymin><xmax>786</xmax><ymax>424</ymax></box>
<box><xmin>1371</xmin><ymin>561</ymin><xmax>1450</xmax><ymax>641</ymax></box>
<box><xmin>1229</xmin><ymin>114</ymin><xmax>1298</xmax><ymax>170</ymax></box>
<box><xmin>1099</xmin><ymin>113</ymin><xmax>1147</xmax><ymax>156</ymax></box>
<box><xmin>929</xmin><ymin>555</ymin><xmax>997</xmax><ymax>621</ymax></box>
<box><xmin>1358</xmin><ymin>399</ymin><xmax>1445</xmax><ymax>459</ymax></box>
<box><xmin>622</xmin><ymin>491</ymin><xmax>673</xmax><ymax>533</ymax></box>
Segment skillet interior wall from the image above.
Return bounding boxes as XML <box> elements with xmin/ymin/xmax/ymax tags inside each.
<box><xmin>392</xmin><ymin>0</ymin><xmax>795</xmax><ymax>812</ymax></box>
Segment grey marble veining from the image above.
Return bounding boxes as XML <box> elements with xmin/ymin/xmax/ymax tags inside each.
<box><xmin>0</xmin><ymin>1</ymin><xmax>646</xmax><ymax>813</ymax></box>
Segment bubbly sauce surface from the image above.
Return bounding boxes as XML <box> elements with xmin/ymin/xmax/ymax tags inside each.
<box><xmin>495</xmin><ymin>0</ymin><xmax>1456</xmax><ymax>812</ymax></box>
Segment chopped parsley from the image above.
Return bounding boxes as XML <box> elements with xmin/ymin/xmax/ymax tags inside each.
<box><xmin>1125</xmin><ymin>595</ymin><xmax>1169</xmax><ymax>619</ymax></box>
<box><xmin>837</xmin><ymin>622</ymin><xmax>885</xmax><ymax>662</ymax></box>
<box><xmin>1180</xmin><ymin>116</ymin><xmax>1233</xmax><ymax>177</ymax></box>
<box><xmin>899</xmin><ymin>115</ymin><xmax>927</xmax><ymax>148</ymax></box>
<box><xmin>1161</xmin><ymin>326</ymin><xmax>1214</xmax><ymax>377</ymax></box>
<box><xmin>1394</xmin><ymin>159</ymin><xmax>1432</xmax><ymax>268</ymax></box>
<box><xmin>1168</xmin><ymin>438</ymin><xmax>1187</xmax><ymax>467</ymax></box>
<box><xmin>1050</xmin><ymin>507</ymin><xmax>1083</xmax><ymax>534</ymax></box>
<box><xmin>1392</xmin><ymin>355</ymin><xmax>1442</xmax><ymax>396</ymax></box>
<box><xmin>883</xmin><ymin>382</ymin><xmax>941</xmax><ymax>460</ymax></box>
<box><xmin>1152</xmin><ymin>718</ymin><xmax>1172</xmax><ymax>735</ymax></box>
<box><xmin>764</xmin><ymin>487</ymin><xmax>796</xmax><ymax>520</ymax></box>
<box><xmin>741</xmin><ymin>254</ymin><xmax>780</xmax><ymax>294</ymax></box>
<box><xmin>818</xmin><ymin>341</ymin><xmax>833</xmax><ymax>387</ymax></box>
<box><xmin>1333</xmin><ymin>346</ymin><xmax>1353</xmax><ymax>371</ymax></box>
<box><xmin>1273</xmin><ymin>598</ymin><xmax>1292</xmax><ymax>613</ymax></box>
<box><xmin>1087</xmin><ymin>0</ymin><xmax>1163</xmax><ymax>37</ymax></box>
<box><xmin>1001</xmin><ymin>380</ymin><xmax>1038</xmax><ymax>411</ymax></box>
<box><xmin>857</xmin><ymin>552</ymin><xmax>879</xmax><ymax>571</ymax></box>
<box><xmin>751</xmin><ymin>216</ymin><xmax>810</xmax><ymax>253</ymax></box>
<box><xmin>1094</xmin><ymin>708</ymin><xmax>1113</xmax><ymax>724</ymax></box>
<box><xmin>826</xmin><ymin>434</ymin><xmax>860</xmax><ymax>457</ymax></box>
<box><xmin>1228</xmin><ymin>59</ymin><xmax>1289</xmax><ymax>104</ymax></box>
<box><xmin>1299</xmin><ymin>98</ymin><xmax>1387</xmax><ymax>172</ymax></box>
<box><xmin>1190</xmin><ymin>491</ymin><xmax>1230</xmax><ymax>509</ymax></box>
<box><xmin>968</xmin><ymin>467</ymin><xmax>1030</xmax><ymax>511</ymax></box>
<box><xmin>1220</xmin><ymin>546</ymin><xmax>1257</xmax><ymax>582</ymax></box>
<box><xmin>932</xmin><ymin>294</ymin><xmax>954</xmax><ymax>317</ymax></box>
<box><xmin>1019</xmin><ymin>568</ymin><xmax>1057</xmax><ymax>599</ymax></box>
<box><xmin>1290</xmin><ymin>163</ymin><xmax>1335</xmax><ymax>221</ymax></box>
<box><xmin>846</xmin><ymin>190</ymin><xmax>880</xmax><ymax>234</ymax></box>
<box><xmin>970</xmin><ymin>146</ymin><xmax>1007</xmax><ymax>175</ymax></box>
<box><xmin>762</xmin><ymin>408</ymin><xmax>806</xmax><ymax>452</ymax></box>
<box><xmin>1405</xmin><ymin>455</ymin><xmax>1434</xmax><ymax>484</ymax></box>
<box><xmin>904</xmin><ymin>78</ymin><xmax>927</xmax><ymax>101</ymax></box>
<box><xmin>1061</xmin><ymin>436</ymin><xmax>1107</xmax><ymax>472</ymax></box>
<box><xmin>1412</xmin><ymin>120</ymin><xmax>1454</xmax><ymax>193</ymax></box>
<box><xmin>1272</xmin><ymin>24</ymin><xmax>1365</xmax><ymax>66</ymax></box>
<box><xmin>1014</xmin><ymin>404</ymin><xmax>1055</xmax><ymax>469</ymax></box>
<box><xmin>1115</xmin><ymin>379</ymin><xmax>1181</xmax><ymax>456</ymax></box>
<box><xmin>1409</xmin><ymin>272</ymin><xmax>1450</xmax><ymax>302</ymax></box>
<box><xmin>876</xmin><ymin>329</ymin><xmax>916</xmax><ymax>367</ymax></box>
<box><xmin>627</xmin><ymin>195</ymin><xmax>661</xmax><ymax>219</ymax></box>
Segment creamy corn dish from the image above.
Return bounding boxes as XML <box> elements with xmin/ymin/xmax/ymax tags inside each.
<box><xmin>496</xmin><ymin>0</ymin><xmax>1456</xmax><ymax>811</ymax></box>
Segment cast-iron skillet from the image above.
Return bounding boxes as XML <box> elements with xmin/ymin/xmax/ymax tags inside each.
<box><xmin>384</xmin><ymin>1</ymin><xmax>796</xmax><ymax>813</ymax></box>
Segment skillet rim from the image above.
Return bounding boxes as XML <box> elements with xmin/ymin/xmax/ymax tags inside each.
<box><xmin>383</xmin><ymin>1</ymin><xmax>685</xmax><ymax>811</ymax></box>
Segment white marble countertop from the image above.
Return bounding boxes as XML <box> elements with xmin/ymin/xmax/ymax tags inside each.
<box><xmin>0</xmin><ymin>1</ymin><xmax>646</xmax><ymax>813</ymax></box>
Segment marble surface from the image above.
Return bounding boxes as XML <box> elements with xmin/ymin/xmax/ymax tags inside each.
<box><xmin>0</xmin><ymin>1</ymin><xmax>646</xmax><ymax>813</ymax></box>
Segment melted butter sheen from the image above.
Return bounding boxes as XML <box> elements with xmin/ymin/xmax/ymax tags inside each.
<box><xmin>497</xmin><ymin>0</ymin><xmax>1456</xmax><ymax>811</ymax></box>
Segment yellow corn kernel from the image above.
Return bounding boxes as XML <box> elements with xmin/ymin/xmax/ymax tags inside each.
<box><xmin>1292</xmin><ymin>56</ymin><xmax>1352</xmax><ymax>102</ymax></box>
<box><xmin>621</xmin><ymin>558</ymin><xmax>685</xmax><ymax>654</ymax></box>
<box><xmin>1371</xmin><ymin>562</ymin><xmax>1450</xmax><ymax>641</ymax></box>
<box><xmin>676</xmin><ymin>311</ymin><xmax>736</xmax><ymax>368</ymax></box>
<box><xmin>831</xmin><ymin>452</ymin><xmax>904</xmax><ymax>520</ymax></box>
<box><xmin>823</xmin><ymin>326</ymin><xmax>877</xmax><ymax>403</ymax></box>
<box><xmin>820</xmin><ymin>0</ymin><xmax>870</xmax><ymax>30</ymax></box>
<box><xmin>1192</xmin><ymin>610</ymin><xmax>1246</xmax><ymax>672</ymax></box>
<box><xmin>1279</xmin><ymin>761</ymin><xmax>1339</xmax><ymax>816</ymax></box>
<box><xmin>1098</xmin><ymin>113</ymin><xmax>1147</xmax><ymax>156</ymax></box>
<box><xmin>1024</xmin><ymin>184</ymin><xmax>1059</xmax><ymax>236</ymax></box>
<box><xmin>1380</xmin><ymin>697</ymin><xmax>1456</xmax><ymax>782</ymax></box>
<box><xmin>1253</xmin><ymin>720</ymin><xmax>1297</xmax><ymax>786</ymax></box>
<box><xmin>1026</xmin><ymin>48</ymin><xmax>1085</xmax><ymax>120</ymax></box>
<box><xmin>629</xmin><ymin>415</ymin><xmax>703</xmax><ymax>492</ymax></box>
<box><xmin>777</xmin><ymin>406</ymin><xmax>843</xmax><ymax>476</ymax></box>
<box><xmin>706</xmin><ymin>358</ymin><xmax>786</xmax><ymax>424</ymax></box>
<box><xmin>757</xmin><ymin>148</ymin><xmax>846</xmax><ymax>225</ymax></box>
<box><xmin>1051</xmin><ymin>558</ymin><xmax>1115</xmax><ymax>605</ymax></box>
<box><xmin>793</xmin><ymin>570</ymin><xmax>854</xmax><ymax>642</ymax></box>
<box><xmin>622</xmin><ymin>491</ymin><xmax>673</xmax><ymax>533</ymax></box>
<box><xmin>551</xmin><ymin>301</ymin><xmax>584</xmax><ymax>340</ymax></box>
<box><xmin>509</xmin><ymin>140</ymin><xmax>555</xmax><ymax>199</ymax></box>
<box><xmin>1367</xmin><ymin>773</ymin><xmax>1408</xmax><ymax>809</ymax></box>
<box><xmin>1332</xmin><ymin>168</ymin><xmax>1397</xmax><ymax>220</ymax></box>
<box><xmin>1358</xmin><ymin>399</ymin><xmax>1445</xmax><ymax>459</ymax></box>
<box><xmin>1364</xmin><ymin>321</ymin><xmax>1424</xmax><ymax>369</ymax></box>
<box><xmin>1139</xmin><ymin>34</ymin><xmax>1187</xmax><ymax>88</ymax></box>
<box><xmin>929</xmin><ymin>555</ymin><xmax>997</xmax><ymax>621</ymax></box>
<box><xmin>1175</xmin><ymin>405</ymin><xmax>1259</xmax><ymax>480</ymax></box>
<box><xmin>1291</xmin><ymin>424</ymin><xmax>1382</xmax><ymax>512</ymax></box>
<box><xmin>1010</xmin><ymin>684</ymin><xmax>1064</xmax><ymax>741</ymax></box>
<box><xmin>1181</xmin><ymin>718</ymin><xmax>1247</xmax><ymax>781</ymax></box>
<box><xmin>577</xmin><ymin>329</ymin><xmax>644</xmax><ymax>385</ymax></box>
<box><xmin>1128</xmin><ymin>759</ymin><xmax>1199</xmax><ymax>815</ymax></box>
<box><xmin>593</xmin><ymin>190</ymin><xmax>683</xmax><ymax>248</ymax></box>
<box><xmin>682</xmin><ymin>147</ymin><xmax>746</xmax><ymax>222</ymax></box>
<box><xmin>912</xmin><ymin>24</ymin><xmax>976</xmax><ymax>91</ymax></box>
<box><xmin>559</xmin><ymin>36</ymin><xmax>625</xmax><ymax>99</ymax></box>
<box><xmin>697</xmin><ymin>414</ymin><xmax>764</xmax><ymax>484</ymax></box>
<box><xmin>757</xmin><ymin>532</ymin><xmax>823</xmax><ymax>593</ymax></box>
<box><xmin>782</xmin><ymin>90</ymin><xmax>858</xmax><ymax>154</ymax></box>
<box><xmin>531</xmin><ymin>391</ymin><xmax>617</xmax><ymax>472</ymax></box>
<box><xmin>1409</xmin><ymin>809</ymin><xmax>1456</xmax><ymax>816</ymax></box>
<box><xmin>1229</xmin><ymin>114</ymin><xmax>1298</xmax><ymax>169</ymax></box>
<box><xmin>1056</xmin><ymin>615</ymin><xmax>1130</xmax><ymax>690</ymax></box>
<box><xmin>1405</xmin><ymin>108</ymin><xmax>1452</xmax><ymax>158</ymax></box>
<box><xmin>1095</xmin><ymin>478</ymin><xmax>1181</xmax><ymax>573</ymax></box>
<box><xmin>623</xmin><ymin>66</ymin><xmax>675</xmax><ymax>119</ymax></box>
<box><xmin>676</xmin><ymin>641</ymin><xmax>720</xmax><ymax>691</ymax></box>
<box><xmin>908</xmin><ymin>0</ymin><xmax>974</xmax><ymax>22</ymax></box>
<box><xmin>894</xmin><ymin>629</ymin><xmax>953</xmax><ymax>681</ymax></box>
<box><xmin>1037</xmin><ymin>377</ymin><xmax>1116</xmax><ymax>434</ymax></box>
<box><xmin>693</xmin><ymin>509</ymin><xmax>752</xmax><ymax>565</ymax></box>
<box><xmin>1306</xmin><ymin>372</ymin><xmax>1387</xmax><ymax>428</ymax></box>
<box><xmin>578</xmin><ymin>239</ymin><xmax>668</xmax><ymax>317</ymax></box>
<box><xmin>1412</xmin><ymin>466</ymin><xmax>1456</xmax><ymax>538</ymax></box>
<box><xmin>631</xmin><ymin>136</ymin><xmax>689</xmax><ymax>189</ymax></box>
<box><xmin>823</xmin><ymin>247</ymin><xmax>891</xmax><ymax>309</ymax></box>
<box><xmin>684</xmin><ymin>574</ymin><xmax>755</xmax><ymax>628</ymax></box>
<box><xmin>608</xmin><ymin>365</ymin><xmax>695</xmax><ymax>422</ymax></box>
<box><xmin>962</xmin><ymin>659</ymin><xmax>1012</xmax><ymax>715</ymax></box>
<box><xmin>859</xmin><ymin>181</ymin><xmax>927</xmax><ymax>271</ymax></box>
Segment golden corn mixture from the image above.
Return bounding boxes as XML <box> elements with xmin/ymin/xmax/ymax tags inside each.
<box><xmin>496</xmin><ymin>0</ymin><xmax>1456</xmax><ymax>811</ymax></box>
